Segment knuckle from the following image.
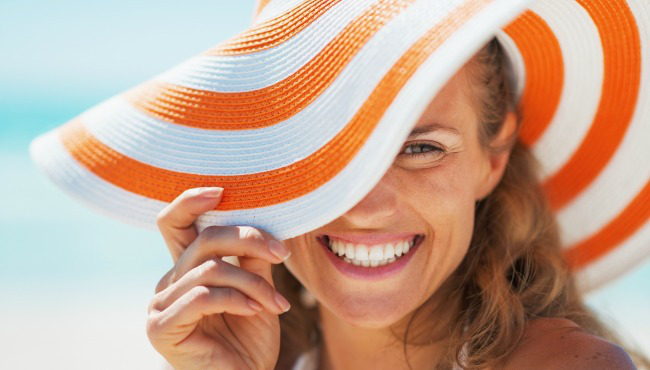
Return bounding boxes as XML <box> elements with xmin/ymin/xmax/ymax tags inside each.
<box><xmin>146</xmin><ymin>314</ymin><xmax>164</xmax><ymax>342</ymax></box>
<box><xmin>155</xmin><ymin>208</ymin><xmax>170</xmax><ymax>230</ymax></box>
<box><xmin>155</xmin><ymin>269</ymin><xmax>175</xmax><ymax>294</ymax></box>
<box><xmin>239</xmin><ymin>226</ymin><xmax>265</xmax><ymax>242</ymax></box>
<box><xmin>147</xmin><ymin>297</ymin><xmax>158</xmax><ymax>315</ymax></box>
<box><xmin>199</xmin><ymin>258</ymin><xmax>222</xmax><ymax>277</ymax></box>
<box><xmin>188</xmin><ymin>285</ymin><xmax>211</xmax><ymax>305</ymax></box>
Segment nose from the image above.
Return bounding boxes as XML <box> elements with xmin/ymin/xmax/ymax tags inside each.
<box><xmin>339</xmin><ymin>172</ymin><xmax>399</xmax><ymax>227</ymax></box>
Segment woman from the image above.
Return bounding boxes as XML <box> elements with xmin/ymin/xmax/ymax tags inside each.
<box><xmin>28</xmin><ymin>0</ymin><xmax>650</xmax><ymax>368</ymax></box>
<box><xmin>146</xmin><ymin>38</ymin><xmax>642</xmax><ymax>369</ymax></box>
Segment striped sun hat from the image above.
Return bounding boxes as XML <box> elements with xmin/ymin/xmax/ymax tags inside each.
<box><xmin>29</xmin><ymin>0</ymin><xmax>649</xmax><ymax>291</ymax></box>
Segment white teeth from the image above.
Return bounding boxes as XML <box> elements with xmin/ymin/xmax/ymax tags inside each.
<box><xmin>327</xmin><ymin>236</ymin><xmax>418</xmax><ymax>268</ymax></box>
<box><xmin>355</xmin><ymin>245</ymin><xmax>369</xmax><ymax>261</ymax></box>
<box><xmin>384</xmin><ymin>243</ymin><xmax>395</xmax><ymax>260</ymax></box>
<box><xmin>368</xmin><ymin>245</ymin><xmax>383</xmax><ymax>261</ymax></box>
<box><xmin>345</xmin><ymin>243</ymin><xmax>355</xmax><ymax>259</ymax></box>
<box><xmin>395</xmin><ymin>243</ymin><xmax>403</xmax><ymax>257</ymax></box>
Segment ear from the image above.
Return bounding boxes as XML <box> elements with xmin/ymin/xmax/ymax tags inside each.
<box><xmin>475</xmin><ymin>112</ymin><xmax>517</xmax><ymax>201</ymax></box>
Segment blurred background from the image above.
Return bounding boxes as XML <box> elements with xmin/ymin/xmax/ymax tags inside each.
<box><xmin>0</xmin><ymin>0</ymin><xmax>648</xmax><ymax>369</ymax></box>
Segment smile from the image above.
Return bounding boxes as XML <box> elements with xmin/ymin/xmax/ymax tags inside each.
<box><xmin>317</xmin><ymin>234</ymin><xmax>425</xmax><ymax>281</ymax></box>
<box><xmin>326</xmin><ymin>235</ymin><xmax>417</xmax><ymax>267</ymax></box>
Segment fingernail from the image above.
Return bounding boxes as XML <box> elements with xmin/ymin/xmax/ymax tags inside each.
<box><xmin>197</xmin><ymin>187</ymin><xmax>223</xmax><ymax>198</ymax></box>
<box><xmin>268</xmin><ymin>240</ymin><xmax>291</xmax><ymax>261</ymax></box>
<box><xmin>274</xmin><ymin>291</ymin><xmax>291</xmax><ymax>313</ymax></box>
<box><xmin>247</xmin><ymin>298</ymin><xmax>263</xmax><ymax>312</ymax></box>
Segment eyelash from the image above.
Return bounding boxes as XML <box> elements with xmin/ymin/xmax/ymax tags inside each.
<box><xmin>401</xmin><ymin>142</ymin><xmax>447</xmax><ymax>159</ymax></box>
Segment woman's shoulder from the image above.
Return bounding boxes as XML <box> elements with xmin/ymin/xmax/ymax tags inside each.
<box><xmin>503</xmin><ymin>317</ymin><xmax>635</xmax><ymax>370</ymax></box>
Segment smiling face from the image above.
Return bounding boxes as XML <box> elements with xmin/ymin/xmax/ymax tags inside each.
<box><xmin>281</xmin><ymin>62</ymin><xmax>511</xmax><ymax>328</ymax></box>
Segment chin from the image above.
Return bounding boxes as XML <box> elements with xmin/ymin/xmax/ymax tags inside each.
<box><xmin>326</xmin><ymin>293</ymin><xmax>415</xmax><ymax>329</ymax></box>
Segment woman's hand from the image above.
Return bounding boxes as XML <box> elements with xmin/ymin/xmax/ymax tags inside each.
<box><xmin>146</xmin><ymin>187</ymin><xmax>291</xmax><ymax>370</ymax></box>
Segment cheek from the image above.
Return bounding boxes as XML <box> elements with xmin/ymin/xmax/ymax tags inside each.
<box><xmin>394</xmin><ymin>159</ymin><xmax>477</xmax><ymax>262</ymax></box>
<box><xmin>395</xmin><ymin>156</ymin><xmax>477</xmax><ymax>215</ymax></box>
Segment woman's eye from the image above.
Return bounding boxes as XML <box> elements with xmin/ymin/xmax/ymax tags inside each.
<box><xmin>400</xmin><ymin>142</ymin><xmax>446</xmax><ymax>160</ymax></box>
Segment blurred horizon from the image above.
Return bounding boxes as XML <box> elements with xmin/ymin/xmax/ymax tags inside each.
<box><xmin>1</xmin><ymin>0</ymin><xmax>648</xmax><ymax>369</ymax></box>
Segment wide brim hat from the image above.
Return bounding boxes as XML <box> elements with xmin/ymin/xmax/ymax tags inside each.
<box><xmin>29</xmin><ymin>0</ymin><xmax>650</xmax><ymax>292</ymax></box>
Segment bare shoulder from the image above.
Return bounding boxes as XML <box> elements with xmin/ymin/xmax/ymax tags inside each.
<box><xmin>503</xmin><ymin>317</ymin><xmax>636</xmax><ymax>370</ymax></box>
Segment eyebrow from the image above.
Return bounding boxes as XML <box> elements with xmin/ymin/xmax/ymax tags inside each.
<box><xmin>408</xmin><ymin>123</ymin><xmax>461</xmax><ymax>138</ymax></box>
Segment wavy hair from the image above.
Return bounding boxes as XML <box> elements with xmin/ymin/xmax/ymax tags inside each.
<box><xmin>271</xmin><ymin>37</ymin><xmax>648</xmax><ymax>369</ymax></box>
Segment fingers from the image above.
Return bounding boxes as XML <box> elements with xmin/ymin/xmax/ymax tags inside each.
<box><xmin>147</xmin><ymin>285</ymin><xmax>262</xmax><ymax>345</ymax></box>
<box><xmin>152</xmin><ymin>258</ymin><xmax>289</xmax><ymax>315</ymax></box>
<box><xmin>156</xmin><ymin>187</ymin><xmax>224</xmax><ymax>263</ymax></box>
<box><xmin>173</xmin><ymin>225</ymin><xmax>290</xmax><ymax>284</ymax></box>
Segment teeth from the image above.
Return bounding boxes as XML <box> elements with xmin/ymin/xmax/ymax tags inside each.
<box><xmin>368</xmin><ymin>245</ymin><xmax>383</xmax><ymax>261</ymax></box>
<box><xmin>395</xmin><ymin>242</ymin><xmax>403</xmax><ymax>257</ymax></box>
<box><xmin>355</xmin><ymin>245</ymin><xmax>368</xmax><ymax>261</ymax></box>
<box><xmin>345</xmin><ymin>243</ymin><xmax>355</xmax><ymax>259</ymax></box>
<box><xmin>327</xmin><ymin>236</ymin><xmax>417</xmax><ymax>267</ymax></box>
<box><xmin>384</xmin><ymin>243</ymin><xmax>395</xmax><ymax>260</ymax></box>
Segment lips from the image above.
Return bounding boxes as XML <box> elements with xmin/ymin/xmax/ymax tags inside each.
<box><xmin>316</xmin><ymin>233</ymin><xmax>425</xmax><ymax>280</ymax></box>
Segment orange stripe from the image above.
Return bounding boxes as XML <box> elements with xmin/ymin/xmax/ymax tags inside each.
<box><xmin>61</xmin><ymin>0</ymin><xmax>493</xmax><ymax>211</ymax></box>
<box><xmin>542</xmin><ymin>0</ymin><xmax>641</xmax><ymax>211</ymax></box>
<box><xmin>504</xmin><ymin>10</ymin><xmax>564</xmax><ymax>148</ymax></box>
<box><xmin>564</xmin><ymin>180</ymin><xmax>650</xmax><ymax>271</ymax></box>
<box><xmin>211</xmin><ymin>0</ymin><xmax>342</xmax><ymax>56</ymax></box>
<box><xmin>127</xmin><ymin>0</ymin><xmax>418</xmax><ymax>130</ymax></box>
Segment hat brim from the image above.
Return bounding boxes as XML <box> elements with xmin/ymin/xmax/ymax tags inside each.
<box><xmin>29</xmin><ymin>0</ymin><xmax>650</xmax><ymax>292</ymax></box>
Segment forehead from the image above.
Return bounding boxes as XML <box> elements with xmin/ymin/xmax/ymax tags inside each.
<box><xmin>413</xmin><ymin>64</ymin><xmax>478</xmax><ymax>132</ymax></box>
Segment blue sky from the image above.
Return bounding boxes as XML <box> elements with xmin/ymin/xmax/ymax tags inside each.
<box><xmin>0</xmin><ymin>0</ymin><xmax>648</xmax><ymax>368</ymax></box>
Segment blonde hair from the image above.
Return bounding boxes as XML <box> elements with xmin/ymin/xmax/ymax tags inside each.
<box><xmin>271</xmin><ymin>38</ymin><xmax>648</xmax><ymax>369</ymax></box>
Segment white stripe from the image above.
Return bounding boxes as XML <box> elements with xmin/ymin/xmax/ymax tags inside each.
<box><xmin>556</xmin><ymin>0</ymin><xmax>650</xmax><ymax>247</ymax></box>
<box><xmin>528</xmin><ymin>0</ymin><xmax>605</xmax><ymax>180</ymax></box>
<box><xmin>29</xmin><ymin>130</ymin><xmax>164</xmax><ymax>228</ymax></box>
<box><xmin>84</xmin><ymin>0</ymin><xmax>476</xmax><ymax>175</ymax></box>
<box><xmin>494</xmin><ymin>30</ymin><xmax>526</xmax><ymax>102</ymax></box>
<box><xmin>30</xmin><ymin>0</ymin><xmax>533</xmax><ymax>242</ymax></box>
<box><xmin>575</xmin><ymin>216</ymin><xmax>650</xmax><ymax>293</ymax></box>
<box><xmin>255</xmin><ymin>0</ymin><xmax>307</xmax><ymax>25</ymax></box>
<box><xmin>157</xmin><ymin>0</ymin><xmax>381</xmax><ymax>93</ymax></box>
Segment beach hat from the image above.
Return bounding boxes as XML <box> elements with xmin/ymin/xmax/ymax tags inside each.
<box><xmin>29</xmin><ymin>0</ymin><xmax>650</xmax><ymax>292</ymax></box>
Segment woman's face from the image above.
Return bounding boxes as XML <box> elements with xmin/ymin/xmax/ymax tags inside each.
<box><xmin>282</xmin><ymin>64</ymin><xmax>508</xmax><ymax>328</ymax></box>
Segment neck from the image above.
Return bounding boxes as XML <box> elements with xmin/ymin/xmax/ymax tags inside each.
<box><xmin>316</xmin><ymin>280</ymin><xmax>462</xmax><ymax>370</ymax></box>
